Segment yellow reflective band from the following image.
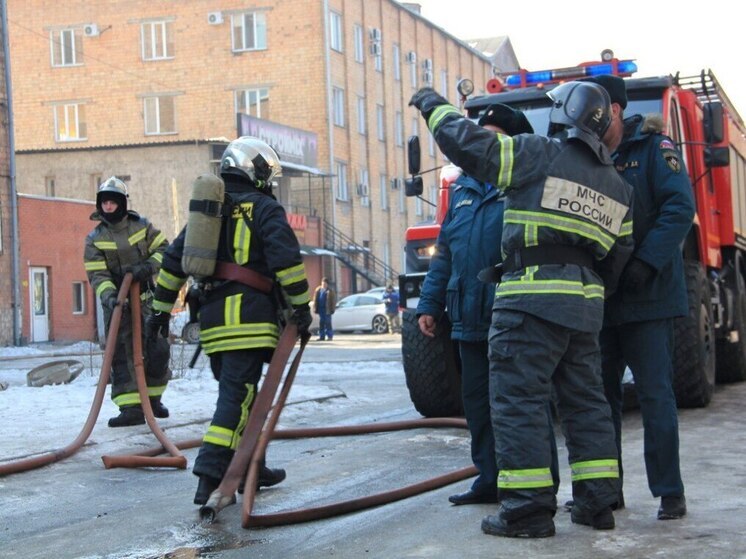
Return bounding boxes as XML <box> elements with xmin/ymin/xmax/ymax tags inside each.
<box><xmin>147</xmin><ymin>385</ymin><xmax>167</xmax><ymax>398</ymax></box>
<box><xmin>156</xmin><ymin>269</ymin><xmax>184</xmax><ymax>291</ymax></box>
<box><xmin>276</xmin><ymin>263</ymin><xmax>306</xmax><ymax>284</ymax></box>
<box><xmin>203</xmin><ymin>336</ymin><xmax>279</xmax><ymax>354</ymax></box>
<box><xmin>233</xmin><ymin>218</ymin><xmax>251</xmax><ymax>265</ymax></box>
<box><xmin>199</xmin><ymin>322</ymin><xmax>280</xmax><ymax>342</ymax></box>
<box><xmin>619</xmin><ymin>220</ymin><xmax>633</xmax><ymax>236</ymax></box>
<box><xmin>204</xmin><ymin>425</ymin><xmax>234</xmax><ymax>448</ymax></box>
<box><xmin>113</xmin><ymin>392</ymin><xmax>142</xmax><ymax>407</ymax></box>
<box><xmin>497</xmin><ymin>136</ymin><xmax>514</xmax><ymax>187</ymax></box>
<box><xmin>224</xmin><ymin>294</ymin><xmax>242</xmax><ymax>326</ymax></box>
<box><xmin>231</xmin><ymin>384</ymin><xmax>256</xmax><ymax>449</ymax></box>
<box><xmin>504</xmin><ymin>209</ymin><xmax>616</xmax><ymax>251</ymax></box>
<box><xmin>94</xmin><ymin>241</ymin><xmax>117</xmax><ymax>250</ymax></box>
<box><xmin>497</xmin><ymin>468</ymin><xmax>554</xmax><ymax>489</ymax></box>
<box><xmin>288</xmin><ymin>291</ymin><xmax>311</xmax><ymax>305</ymax></box>
<box><xmin>128</xmin><ymin>228</ymin><xmax>147</xmax><ymax>246</ymax></box>
<box><xmin>152</xmin><ymin>299</ymin><xmax>174</xmax><ymax>313</ymax></box>
<box><xmin>96</xmin><ymin>281</ymin><xmax>116</xmax><ymax>297</ymax></box>
<box><xmin>427</xmin><ymin>105</ymin><xmax>462</xmax><ymax>133</ymax></box>
<box><xmin>150</xmin><ymin>253</ymin><xmax>163</xmax><ymax>264</ymax></box>
<box><xmin>84</xmin><ymin>261</ymin><xmax>108</xmax><ymax>271</ymax></box>
<box><xmin>571</xmin><ymin>459</ymin><xmax>619</xmax><ymax>481</ymax></box>
<box><xmin>148</xmin><ymin>232</ymin><xmax>166</xmax><ymax>252</ymax></box>
<box><xmin>496</xmin><ymin>279</ymin><xmax>605</xmax><ymax>299</ymax></box>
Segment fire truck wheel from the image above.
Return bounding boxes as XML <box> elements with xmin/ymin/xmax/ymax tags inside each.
<box><xmin>672</xmin><ymin>261</ymin><xmax>716</xmax><ymax>408</ymax></box>
<box><xmin>401</xmin><ymin>309</ymin><xmax>464</xmax><ymax>417</ymax></box>
<box><xmin>716</xmin><ymin>250</ymin><xmax>746</xmax><ymax>383</ymax></box>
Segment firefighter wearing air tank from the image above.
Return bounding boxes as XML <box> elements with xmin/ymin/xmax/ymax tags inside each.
<box><xmin>410</xmin><ymin>82</ymin><xmax>634</xmax><ymax>537</ymax></box>
<box><xmin>148</xmin><ymin>137</ymin><xmax>312</xmax><ymax>506</ymax></box>
<box><xmin>83</xmin><ymin>177</ymin><xmax>171</xmax><ymax>427</ymax></box>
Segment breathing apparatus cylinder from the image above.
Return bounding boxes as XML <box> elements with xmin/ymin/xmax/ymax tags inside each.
<box><xmin>182</xmin><ymin>174</ymin><xmax>225</xmax><ymax>280</ymax></box>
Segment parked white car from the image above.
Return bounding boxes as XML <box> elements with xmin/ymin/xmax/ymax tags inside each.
<box><xmin>332</xmin><ymin>293</ymin><xmax>389</xmax><ymax>334</ymax></box>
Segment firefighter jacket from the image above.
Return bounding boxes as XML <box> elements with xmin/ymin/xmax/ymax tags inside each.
<box><xmin>83</xmin><ymin>210</ymin><xmax>167</xmax><ymax>300</ymax></box>
<box><xmin>417</xmin><ymin>170</ymin><xmax>505</xmax><ymax>341</ymax></box>
<box><xmin>426</xmin><ymin>104</ymin><xmax>634</xmax><ymax>333</ymax></box>
<box><xmin>604</xmin><ymin>114</ymin><xmax>695</xmax><ymax>325</ymax></box>
<box><xmin>152</xmin><ymin>186</ymin><xmax>311</xmax><ymax>355</ymax></box>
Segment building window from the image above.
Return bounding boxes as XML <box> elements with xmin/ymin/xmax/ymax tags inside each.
<box><xmin>429</xmin><ymin>132</ymin><xmax>435</xmax><ymax>157</ymax></box>
<box><xmin>440</xmin><ymin>69</ymin><xmax>449</xmax><ymax>97</ymax></box>
<box><xmin>376</xmin><ymin>104</ymin><xmax>385</xmax><ymax>141</ymax></box>
<box><xmin>383</xmin><ymin>241</ymin><xmax>391</xmax><ymax>270</ymax></box>
<box><xmin>53</xmin><ymin>103</ymin><xmax>87</xmax><ymax>142</ymax></box>
<box><xmin>409</xmin><ymin>53</ymin><xmax>418</xmax><ymax>88</ymax></box>
<box><xmin>90</xmin><ymin>174</ymin><xmax>102</xmax><ymax>197</ymax></box>
<box><xmin>415</xmin><ymin>194</ymin><xmax>423</xmax><ymax>216</ymax></box>
<box><xmin>45</xmin><ymin>176</ymin><xmax>55</xmax><ymax>197</ymax></box>
<box><xmin>398</xmin><ymin>180</ymin><xmax>406</xmax><ymax>213</ymax></box>
<box><xmin>144</xmin><ymin>95</ymin><xmax>176</xmax><ymax>135</ymax></box>
<box><xmin>353</xmin><ymin>24</ymin><xmax>364</xmax><ymax>63</ymax></box>
<box><xmin>332</xmin><ymin>87</ymin><xmax>345</xmax><ymax>127</ymax></box>
<box><xmin>50</xmin><ymin>28</ymin><xmax>83</xmax><ymax>67</ymax></box>
<box><xmin>360</xmin><ymin>169</ymin><xmax>370</xmax><ymax>207</ymax></box>
<box><xmin>429</xmin><ymin>184</ymin><xmax>438</xmax><ymax>218</ymax></box>
<box><xmin>235</xmin><ymin>87</ymin><xmax>270</xmax><ymax>118</ymax></box>
<box><xmin>141</xmin><ymin>21</ymin><xmax>173</xmax><ymax>61</ymax></box>
<box><xmin>380</xmin><ymin>174</ymin><xmax>388</xmax><ymax>210</ymax></box>
<box><xmin>329</xmin><ymin>11</ymin><xmax>343</xmax><ymax>52</ymax></box>
<box><xmin>395</xmin><ymin>111</ymin><xmax>403</xmax><ymax>146</ymax></box>
<box><xmin>411</xmin><ymin>118</ymin><xmax>418</xmax><ymax>139</ymax></box>
<box><xmin>357</xmin><ymin>96</ymin><xmax>366</xmax><ymax>135</ymax></box>
<box><xmin>231</xmin><ymin>12</ymin><xmax>267</xmax><ymax>52</ymax></box>
<box><xmin>393</xmin><ymin>44</ymin><xmax>400</xmax><ymax>81</ymax></box>
<box><xmin>336</xmin><ymin>161</ymin><xmax>348</xmax><ymax>201</ymax></box>
<box><xmin>72</xmin><ymin>282</ymin><xmax>85</xmax><ymax>314</ymax></box>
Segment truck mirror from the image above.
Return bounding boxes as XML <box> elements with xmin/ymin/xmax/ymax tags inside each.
<box><xmin>407</xmin><ymin>136</ymin><xmax>421</xmax><ymax>175</ymax></box>
<box><xmin>704</xmin><ymin>102</ymin><xmax>724</xmax><ymax>144</ymax></box>
<box><xmin>705</xmin><ymin>146</ymin><xmax>730</xmax><ymax>167</ymax></box>
<box><xmin>405</xmin><ymin>176</ymin><xmax>423</xmax><ymax>197</ymax></box>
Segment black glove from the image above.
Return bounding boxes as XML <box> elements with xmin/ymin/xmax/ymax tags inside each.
<box><xmin>408</xmin><ymin>87</ymin><xmax>450</xmax><ymax>121</ymax></box>
<box><xmin>124</xmin><ymin>262</ymin><xmax>155</xmax><ymax>282</ymax></box>
<box><xmin>621</xmin><ymin>258</ymin><xmax>655</xmax><ymax>293</ymax></box>
<box><xmin>101</xmin><ymin>292</ymin><xmax>119</xmax><ymax>314</ymax></box>
<box><xmin>146</xmin><ymin>311</ymin><xmax>171</xmax><ymax>340</ymax></box>
<box><xmin>291</xmin><ymin>305</ymin><xmax>313</xmax><ymax>338</ymax></box>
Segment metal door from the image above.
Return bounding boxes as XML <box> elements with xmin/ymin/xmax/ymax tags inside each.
<box><xmin>30</xmin><ymin>267</ymin><xmax>50</xmax><ymax>342</ymax></box>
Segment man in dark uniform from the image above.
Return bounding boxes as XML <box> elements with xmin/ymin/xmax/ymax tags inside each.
<box><xmin>148</xmin><ymin>137</ymin><xmax>312</xmax><ymax>505</ymax></box>
<box><xmin>411</xmin><ymin>81</ymin><xmax>634</xmax><ymax>537</ymax></box>
<box><xmin>586</xmin><ymin>75</ymin><xmax>694</xmax><ymax>520</ymax></box>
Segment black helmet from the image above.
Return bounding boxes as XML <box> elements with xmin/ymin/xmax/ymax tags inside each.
<box><xmin>96</xmin><ymin>176</ymin><xmax>129</xmax><ymax>223</ymax></box>
<box><xmin>220</xmin><ymin>136</ymin><xmax>282</xmax><ymax>191</ymax></box>
<box><xmin>547</xmin><ymin>81</ymin><xmax>612</xmax><ymax>139</ymax></box>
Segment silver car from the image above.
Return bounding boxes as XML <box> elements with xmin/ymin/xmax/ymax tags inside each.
<box><xmin>332</xmin><ymin>293</ymin><xmax>389</xmax><ymax>334</ymax></box>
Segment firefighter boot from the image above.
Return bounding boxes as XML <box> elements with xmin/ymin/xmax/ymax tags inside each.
<box><xmin>481</xmin><ymin>506</ymin><xmax>555</xmax><ymax>538</ymax></box>
<box><xmin>238</xmin><ymin>464</ymin><xmax>287</xmax><ymax>494</ymax></box>
<box><xmin>571</xmin><ymin>506</ymin><xmax>615</xmax><ymax>530</ymax></box>
<box><xmin>107</xmin><ymin>405</ymin><xmax>145</xmax><ymax>428</ymax></box>
<box><xmin>193</xmin><ymin>475</ymin><xmax>236</xmax><ymax>506</ymax></box>
<box><xmin>149</xmin><ymin>396</ymin><xmax>169</xmax><ymax>418</ymax></box>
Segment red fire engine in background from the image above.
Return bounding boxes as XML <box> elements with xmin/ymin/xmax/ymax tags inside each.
<box><xmin>399</xmin><ymin>51</ymin><xmax>746</xmax><ymax>417</ymax></box>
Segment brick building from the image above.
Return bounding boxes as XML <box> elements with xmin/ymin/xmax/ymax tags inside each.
<box><xmin>5</xmin><ymin>1</ymin><xmax>512</xmax><ymax>341</ymax></box>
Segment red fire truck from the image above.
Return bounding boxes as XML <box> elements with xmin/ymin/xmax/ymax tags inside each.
<box><xmin>399</xmin><ymin>51</ymin><xmax>746</xmax><ymax>417</ymax></box>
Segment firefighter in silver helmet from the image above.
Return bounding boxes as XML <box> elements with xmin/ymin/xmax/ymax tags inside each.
<box><xmin>149</xmin><ymin>137</ymin><xmax>312</xmax><ymax>505</ymax></box>
<box><xmin>83</xmin><ymin>176</ymin><xmax>171</xmax><ymax>427</ymax></box>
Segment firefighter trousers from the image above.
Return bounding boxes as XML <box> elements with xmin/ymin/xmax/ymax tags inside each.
<box><xmin>600</xmin><ymin>319</ymin><xmax>685</xmax><ymax>497</ymax></box>
<box><xmin>488</xmin><ymin>309</ymin><xmax>620</xmax><ymax>520</ymax></box>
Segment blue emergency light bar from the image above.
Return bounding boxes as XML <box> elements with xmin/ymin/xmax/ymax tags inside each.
<box><xmin>504</xmin><ymin>60</ymin><xmax>638</xmax><ymax>87</ymax></box>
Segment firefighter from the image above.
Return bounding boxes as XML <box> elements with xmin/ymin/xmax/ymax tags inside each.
<box><xmin>585</xmin><ymin>75</ymin><xmax>694</xmax><ymax>520</ymax></box>
<box><xmin>147</xmin><ymin>137</ymin><xmax>312</xmax><ymax>505</ymax></box>
<box><xmin>83</xmin><ymin>177</ymin><xmax>171</xmax><ymax>427</ymax></box>
<box><xmin>410</xmin><ymin>82</ymin><xmax>634</xmax><ymax>537</ymax></box>
<box><xmin>416</xmin><ymin>104</ymin><xmax>561</xmax><ymax>506</ymax></box>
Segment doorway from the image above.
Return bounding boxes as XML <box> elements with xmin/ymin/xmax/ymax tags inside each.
<box><xmin>29</xmin><ymin>267</ymin><xmax>50</xmax><ymax>342</ymax></box>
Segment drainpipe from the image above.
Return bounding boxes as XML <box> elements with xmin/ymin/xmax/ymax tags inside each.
<box><xmin>1</xmin><ymin>0</ymin><xmax>21</xmax><ymax>345</ymax></box>
<box><xmin>322</xmin><ymin>0</ymin><xmax>338</xmax><ymax>287</ymax></box>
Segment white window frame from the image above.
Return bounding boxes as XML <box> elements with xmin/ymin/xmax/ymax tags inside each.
<box><xmin>231</xmin><ymin>12</ymin><xmax>267</xmax><ymax>52</ymax></box>
<box><xmin>360</xmin><ymin>169</ymin><xmax>370</xmax><ymax>207</ymax></box>
<box><xmin>353</xmin><ymin>24</ymin><xmax>364</xmax><ymax>63</ymax></box>
<box><xmin>411</xmin><ymin>118</ymin><xmax>419</xmax><ymax>139</ymax></box>
<box><xmin>392</xmin><ymin>44</ymin><xmax>401</xmax><ymax>81</ymax></box>
<box><xmin>357</xmin><ymin>95</ymin><xmax>366</xmax><ymax>135</ymax></box>
<box><xmin>409</xmin><ymin>55</ymin><xmax>418</xmax><ymax>88</ymax></box>
<box><xmin>50</xmin><ymin>28</ymin><xmax>82</xmax><ymax>67</ymax></box>
<box><xmin>429</xmin><ymin>131</ymin><xmax>435</xmax><ymax>157</ymax></box>
<box><xmin>72</xmin><ymin>282</ymin><xmax>85</xmax><ymax>314</ymax></box>
<box><xmin>141</xmin><ymin>20</ymin><xmax>173</xmax><ymax>61</ymax></box>
<box><xmin>398</xmin><ymin>180</ymin><xmax>406</xmax><ymax>213</ymax></box>
<box><xmin>332</xmin><ymin>87</ymin><xmax>345</xmax><ymax>127</ymax></box>
<box><xmin>235</xmin><ymin>87</ymin><xmax>270</xmax><ymax>118</ymax></box>
<box><xmin>329</xmin><ymin>11</ymin><xmax>343</xmax><ymax>52</ymax></box>
<box><xmin>374</xmin><ymin>49</ymin><xmax>382</xmax><ymax>72</ymax></box>
<box><xmin>395</xmin><ymin>111</ymin><xmax>403</xmax><ymax>147</ymax></box>
<box><xmin>415</xmin><ymin>194</ymin><xmax>423</xmax><ymax>216</ymax></box>
<box><xmin>440</xmin><ymin>70</ymin><xmax>448</xmax><ymax>97</ymax></box>
<box><xmin>336</xmin><ymin>161</ymin><xmax>349</xmax><ymax>201</ymax></box>
<box><xmin>376</xmin><ymin>104</ymin><xmax>385</xmax><ymax>141</ymax></box>
<box><xmin>380</xmin><ymin>174</ymin><xmax>388</xmax><ymax>210</ymax></box>
<box><xmin>53</xmin><ymin>103</ymin><xmax>87</xmax><ymax>142</ymax></box>
<box><xmin>143</xmin><ymin>95</ymin><xmax>177</xmax><ymax>135</ymax></box>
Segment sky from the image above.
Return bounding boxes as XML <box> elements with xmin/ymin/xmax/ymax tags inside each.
<box><xmin>413</xmin><ymin>0</ymin><xmax>746</xmax><ymax>119</ymax></box>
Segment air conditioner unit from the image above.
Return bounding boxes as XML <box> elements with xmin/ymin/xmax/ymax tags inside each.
<box><xmin>357</xmin><ymin>183</ymin><xmax>370</xmax><ymax>197</ymax></box>
<box><xmin>83</xmin><ymin>23</ymin><xmax>100</xmax><ymax>37</ymax></box>
<box><xmin>406</xmin><ymin>51</ymin><xmax>417</xmax><ymax>64</ymax></box>
<box><xmin>369</xmin><ymin>27</ymin><xmax>381</xmax><ymax>41</ymax></box>
<box><xmin>423</xmin><ymin>58</ymin><xmax>433</xmax><ymax>71</ymax></box>
<box><xmin>207</xmin><ymin>11</ymin><xmax>224</xmax><ymax>25</ymax></box>
<box><xmin>370</xmin><ymin>42</ymin><xmax>382</xmax><ymax>56</ymax></box>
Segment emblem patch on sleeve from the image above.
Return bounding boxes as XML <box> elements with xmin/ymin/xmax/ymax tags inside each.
<box><xmin>662</xmin><ymin>150</ymin><xmax>681</xmax><ymax>173</ymax></box>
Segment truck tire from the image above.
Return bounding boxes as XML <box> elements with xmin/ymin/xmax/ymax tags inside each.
<box><xmin>401</xmin><ymin>309</ymin><xmax>463</xmax><ymax>417</ymax></box>
<box><xmin>672</xmin><ymin>261</ymin><xmax>715</xmax><ymax>407</ymax></box>
<box><xmin>716</xmin><ymin>250</ymin><xmax>746</xmax><ymax>383</ymax></box>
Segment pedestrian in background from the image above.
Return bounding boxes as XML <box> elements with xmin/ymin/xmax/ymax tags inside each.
<box><xmin>83</xmin><ymin>177</ymin><xmax>171</xmax><ymax>427</ymax></box>
<box><xmin>585</xmin><ymin>74</ymin><xmax>694</xmax><ymax>521</ymax></box>
<box><xmin>313</xmin><ymin>277</ymin><xmax>336</xmax><ymax>341</ymax></box>
<box><xmin>382</xmin><ymin>284</ymin><xmax>401</xmax><ymax>334</ymax></box>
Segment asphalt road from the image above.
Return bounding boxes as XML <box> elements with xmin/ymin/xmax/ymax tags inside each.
<box><xmin>1</xmin><ymin>334</ymin><xmax>745</xmax><ymax>559</ymax></box>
